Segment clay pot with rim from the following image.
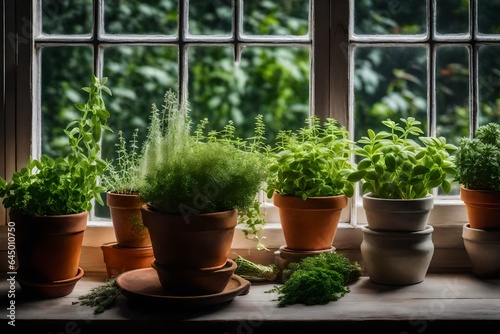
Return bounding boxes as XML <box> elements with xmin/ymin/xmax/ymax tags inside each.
<box><xmin>361</xmin><ymin>225</ymin><xmax>435</xmax><ymax>285</ymax></box>
<box><xmin>273</xmin><ymin>192</ymin><xmax>347</xmax><ymax>251</ymax></box>
<box><xmin>141</xmin><ymin>204</ymin><xmax>237</xmax><ymax>270</ymax></box>
<box><xmin>362</xmin><ymin>193</ymin><xmax>434</xmax><ymax>232</ymax></box>
<box><xmin>462</xmin><ymin>223</ymin><xmax>500</xmax><ymax>278</ymax></box>
<box><xmin>460</xmin><ymin>186</ymin><xmax>500</xmax><ymax>230</ymax></box>
<box><xmin>107</xmin><ymin>192</ymin><xmax>151</xmax><ymax>248</ymax></box>
<box><xmin>11</xmin><ymin>210</ymin><xmax>88</xmax><ymax>297</ymax></box>
<box><xmin>101</xmin><ymin>241</ymin><xmax>154</xmax><ymax>278</ymax></box>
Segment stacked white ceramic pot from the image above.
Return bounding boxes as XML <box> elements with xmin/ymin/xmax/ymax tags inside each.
<box><xmin>360</xmin><ymin>194</ymin><xmax>435</xmax><ymax>285</ymax></box>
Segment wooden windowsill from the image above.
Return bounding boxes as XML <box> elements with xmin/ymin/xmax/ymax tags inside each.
<box><xmin>3</xmin><ymin>272</ymin><xmax>499</xmax><ymax>333</ymax></box>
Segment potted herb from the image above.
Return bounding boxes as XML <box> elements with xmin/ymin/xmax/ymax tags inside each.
<box><xmin>138</xmin><ymin>90</ymin><xmax>270</xmax><ymax>295</ymax></box>
<box><xmin>265</xmin><ymin>116</ymin><xmax>357</xmax><ymax>251</ymax></box>
<box><xmin>349</xmin><ymin>117</ymin><xmax>458</xmax><ymax>231</ymax></box>
<box><xmin>454</xmin><ymin>122</ymin><xmax>500</xmax><ymax>230</ymax></box>
<box><xmin>99</xmin><ymin>128</ymin><xmax>154</xmax><ymax>277</ymax></box>
<box><xmin>0</xmin><ymin>75</ymin><xmax>112</xmax><ymax>297</ymax></box>
<box><xmin>349</xmin><ymin>117</ymin><xmax>457</xmax><ymax>285</ymax></box>
<box><xmin>455</xmin><ymin>122</ymin><xmax>500</xmax><ymax>278</ymax></box>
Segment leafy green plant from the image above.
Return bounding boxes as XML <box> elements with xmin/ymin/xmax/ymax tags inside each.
<box><xmin>0</xmin><ymin>76</ymin><xmax>112</xmax><ymax>215</ymax></box>
<box><xmin>349</xmin><ymin>117</ymin><xmax>457</xmax><ymax>199</ymax></box>
<box><xmin>454</xmin><ymin>122</ymin><xmax>500</xmax><ymax>191</ymax></box>
<box><xmin>266</xmin><ymin>116</ymin><xmax>357</xmax><ymax>200</ymax></box>
<box><xmin>100</xmin><ymin>128</ymin><xmax>144</xmax><ymax>194</ymax></box>
<box><xmin>138</xmin><ymin>90</ymin><xmax>271</xmax><ymax>249</ymax></box>
<box><xmin>265</xmin><ymin>252</ymin><xmax>362</xmax><ymax>307</ymax></box>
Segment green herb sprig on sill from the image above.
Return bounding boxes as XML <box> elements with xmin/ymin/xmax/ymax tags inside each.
<box><xmin>74</xmin><ymin>277</ymin><xmax>122</xmax><ymax>315</ymax></box>
<box><xmin>235</xmin><ymin>252</ymin><xmax>362</xmax><ymax>308</ymax></box>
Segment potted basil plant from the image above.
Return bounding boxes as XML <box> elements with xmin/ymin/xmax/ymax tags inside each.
<box><xmin>0</xmin><ymin>75</ymin><xmax>112</xmax><ymax>297</ymax></box>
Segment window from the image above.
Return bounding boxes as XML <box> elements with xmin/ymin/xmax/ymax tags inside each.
<box><xmin>3</xmin><ymin>1</ymin><xmax>495</xmax><ymax>261</ymax></box>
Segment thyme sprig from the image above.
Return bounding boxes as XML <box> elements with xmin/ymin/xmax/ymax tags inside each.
<box><xmin>75</xmin><ymin>278</ymin><xmax>122</xmax><ymax>315</ymax></box>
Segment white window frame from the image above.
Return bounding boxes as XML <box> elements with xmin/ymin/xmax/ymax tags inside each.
<box><xmin>1</xmin><ymin>0</ymin><xmax>478</xmax><ymax>271</ymax></box>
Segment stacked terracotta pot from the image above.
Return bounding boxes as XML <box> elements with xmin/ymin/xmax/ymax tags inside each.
<box><xmin>101</xmin><ymin>192</ymin><xmax>154</xmax><ymax>278</ymax></box>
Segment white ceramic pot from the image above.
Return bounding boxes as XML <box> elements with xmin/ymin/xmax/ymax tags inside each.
<box><xmin>362</xmin><ymin>194</ymin><xmax>434</xmax><ymax>232</ymax></box>
<box><xmin>361</xmin><ymin>225</ymin><xmax>434</xmax><ymax>285</ymax></box>
<box><xmin>462</xmin><ymin>223</ymin><xmax>500</xmax><ymax>279</ymax></box>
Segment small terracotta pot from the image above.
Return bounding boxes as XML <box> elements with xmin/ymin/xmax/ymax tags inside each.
<box><xmin>273</xmin><ymin>192</ymin><xmax>347</xmax><ymax>251</ymax></box>
<box><xmin>460</xmin><ymin>186</ymin><xmax>500</xmax><ymax>230</ymax></box>
<box><xmin>152</xmin><ymin>259</ymin><xmax>237</xmax><ymax>296</ymax></box>
<box><xmin>141</xmin><ymin>204</ymin><xmax>237</xmax><ymax>270</ymax></box>
<box><xmin>101</xmin><ymin>241</ymin><xmax>155</xmax><ymax>278</ymax></box>
<box><xmin>12</xmin><ymin>211</ymin><xmax>87</xmax><ymax>283</ymax></box>
<box><xmin>363</xmin><ymin>194</ymin><xmax>434</xmax><ymax>232</ymax></box>
<box><xmin>107</xmin><ymin>192</ymin><xmax>151</xmax><ymax>248</ymax></box>
<box><xmin>462</xmin><ymin>223</ymin><xmax>500</xmax><ymax>278</ymax></box>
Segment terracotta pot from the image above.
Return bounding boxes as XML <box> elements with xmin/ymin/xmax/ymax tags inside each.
<box><xmin>462</xmin><ymin>223</ymin><xmax>500</xmax><ymax>278</ymax></box>
<box><xmin>152</xmin><ymin>259</ymin><xmax>237</xmax><ymax>296</ymax></box>
<box><xmin>363</xmin><ymin>194</ymin><xmax>434</xmax><ymax>232</ymax></box>
<box><xmin>101</xmin><ymin>241</ymin><xmax>155</xmax><ymax>278</ymax></box>
<box><xmin>141</xmin><ymin>204</ymin><xmax>237</xmax><ymax>270</ymax></box>
<box><xmin>361</xmin><ymin>225</ymin><xmax>434</xmax><ymax>285</ymax></box>
<box><xmin>273</xmin><ymin>192</ymin><xmax>347</xmax><ymax>251</ymax></box>
<box><xmin>460</xmin><ymin>186</ymin><xmax>500</xmax><ymax>230</ymax></box>
<box><xmin>12</xmin><ymin>211</ymin><xmax>87</xmax><ymax>283</ymax></box>
<box><xmin>107</xmin><ymin>192</ymin><xmax>151</xmax><ymax>248</ymax></box>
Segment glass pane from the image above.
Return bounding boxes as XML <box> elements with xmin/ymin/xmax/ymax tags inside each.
<box><xmin>353</xmin><ymin>46</ymin><xmax>428</xmax><ymax>142</ymax></box>
<box><xmin>243</xmin><ymin>0</ymin><xmax>309</xmax><ymax>36</ymax></box>
<box><xmin>354</xmin><ymin>0</ymin><xmax>427</xmax><ymax>35</ymax></box>
<box><xmin>99</xmin><ymin>46</ymin><xmax>178</xmax><ymax>218</ymax></box>
<box><xmin>41</xmin><ymin>46</ymin><xmax>93</xmax><ymax>158</ymax></box>
<box><xmin>435</xmin><ymin>46</ymin><xmax>470</xmax><ymax>145</ymax></box>
<box><xmin>42</xmin><ymin>0</ymin><xmax>92</xmax><ymax>34</ymax></box>
<box><xmin>435</xmin><ymin>0</ymin><xmax>469</xmax><ymax>35</ymax></box>
<box><xmin>104</xmin><ymin>0</ymin><xmax>178</xmax><ymax>35</ymax></box>
<box><xmin>478</xmin><ymin>45</ymin><xmax>500</xmax><ymax>126</ymax></box>
<box><xmin>188</xmin><ymin>46</ymin><xmax>310</xmax><ymax>144</ymax></box>
<box><xmin>189</xmin><ymin>0</ymin><xmax>232</xmax><ymax>36</ymax></box>
<box><xmin>477</xmin><ymin>0</ymin><xmax>500</xmax><ymax>35</ymax></box>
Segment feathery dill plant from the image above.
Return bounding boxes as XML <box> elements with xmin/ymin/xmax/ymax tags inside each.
<box><xmin>138</xmin><ymin>90</ymin><xmax>271</xmax><ymax>249</ymax></box>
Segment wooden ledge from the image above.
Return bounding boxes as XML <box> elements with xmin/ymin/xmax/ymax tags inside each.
<box><xmin>2</xmin><ymin>273</ymin><xmax>499</xmax><ymax>333</ymax></box>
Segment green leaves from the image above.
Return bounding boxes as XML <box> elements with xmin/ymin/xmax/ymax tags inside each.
<box><xmin>454</xmin><ymin>122</ymin><xmax>500</xmax><ymax>191</ymax></box>
<box><xmin>0</xmin><ymin>75</ymin><xmax>112</xmax><ymax>215</ymax></box>
<box><xmin>353</xmin><ymin>117</ymin><xmax>458</xmax><ymax>199</ymax></box>
<box><xmin>266</xmin><ymin>116</ymin><xmax>356</xmax><ymax>200</ymax></box>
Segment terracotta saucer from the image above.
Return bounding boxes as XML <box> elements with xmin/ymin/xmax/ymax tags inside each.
<box><xmin>17</xmin><ymin>267</ymin><xmax>84</xmax><ymax>299</ymax></box>
<box><xmin>116</xmin><ymin>268</ymin><xmax>251</xmax><ymax>307</ymax></box>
